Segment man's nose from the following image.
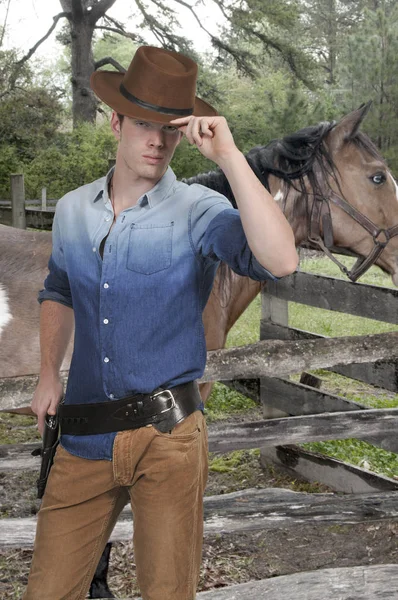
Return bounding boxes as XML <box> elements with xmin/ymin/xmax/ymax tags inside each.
<box><xmin>148</xmin><ymin>129</ymin><xmax>165</xmax><ymax>147</ymax></box>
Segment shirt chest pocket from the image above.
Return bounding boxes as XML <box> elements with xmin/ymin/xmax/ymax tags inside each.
<box><xmin>127</xmin><ymin>222</ymin><xmax>174</xmax><ymax>275</ymax></box>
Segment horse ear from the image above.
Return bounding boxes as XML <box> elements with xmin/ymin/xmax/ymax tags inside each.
<box><xmin>327</xmin><ymin>101</ymin><xmax>372</xmax><ymax>151</ymax></box>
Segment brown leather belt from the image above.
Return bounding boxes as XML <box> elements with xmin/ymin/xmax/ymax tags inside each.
<box><xmin>59</xmin><ymin>381</ymin><xmax>201</xmax><ymax>435</ymax></box>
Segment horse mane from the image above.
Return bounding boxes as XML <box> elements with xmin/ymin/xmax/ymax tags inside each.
<box><xmin>184</xmin><ymin>121</ymin><xmax>385</xmax><ymax>211</ymax></box>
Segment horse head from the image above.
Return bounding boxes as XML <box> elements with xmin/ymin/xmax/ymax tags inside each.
<box><xmin>323</xmin><ymin>104</ymin><xmax>398</xmax><ymax>284</ymax></box>
<box><xmin>257</xmin><ymin>104</ymin><xmax>398</xmax><ymax>285</ymax></box>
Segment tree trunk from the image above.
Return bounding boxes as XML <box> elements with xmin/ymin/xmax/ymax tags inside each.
<box><xmin>60</xmin><ymin>0</ymin><xmax>118</xmax><ymax>126</ymax></box>
<box><xmin>70</xmin><ymin>18</ymin><xmax>97</xmax><ymax>125</ymax></box>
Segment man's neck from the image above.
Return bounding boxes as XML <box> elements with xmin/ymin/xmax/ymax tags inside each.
<box><xmin>110</xmin><ymin>164</ymin><xmax>165</xmax><ymax>216</ymax></box>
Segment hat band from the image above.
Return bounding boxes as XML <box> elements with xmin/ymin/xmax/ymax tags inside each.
<box><xmin>120</xmin><ymin>83</ymin><xmax>193</xmax><ymax>116</ymax></box>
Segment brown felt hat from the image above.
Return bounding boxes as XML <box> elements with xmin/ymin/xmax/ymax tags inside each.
<box><xmin>90</xmin><ymin>45</ymin><xmax>217</xmax><ymax>124</ymax></box>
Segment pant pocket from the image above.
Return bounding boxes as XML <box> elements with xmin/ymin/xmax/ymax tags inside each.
<box><xmin>154</xmin><ymin>410</ymin><xmax>202</xmax><ymax>439</ymax></box>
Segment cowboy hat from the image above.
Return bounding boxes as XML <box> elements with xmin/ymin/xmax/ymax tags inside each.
<box><xmin>90</xmin><ymin>45</ymin><xmax>217</xmax><ymax>124</ymax></box>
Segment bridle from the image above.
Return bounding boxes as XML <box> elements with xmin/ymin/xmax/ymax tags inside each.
<box><xmin>309</xmin><ymin>191</ymin><xmax>398</xmax><ymax>282</ymax></box>
<box><xmin>246</xmin><ymin>152</ymin><xmax>398</xmax><ymax>283</ymax></box>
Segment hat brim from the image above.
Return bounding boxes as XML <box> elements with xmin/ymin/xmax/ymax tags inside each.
<box><xmin>91</xmin><ymin>71</ymin><xmax>218</xmax><ymax>124</ymax></box>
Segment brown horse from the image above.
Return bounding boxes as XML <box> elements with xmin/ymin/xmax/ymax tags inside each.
<box><xmin>1</xmin><ymin>104</ymin><xmax>398</xmax><ymax>597</ymax></box>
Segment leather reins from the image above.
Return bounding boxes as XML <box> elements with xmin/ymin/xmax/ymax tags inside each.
<box><xmin>308</xmin><ymin>192</ymin><xmax>398</xmax><ymax>282</ymax></box>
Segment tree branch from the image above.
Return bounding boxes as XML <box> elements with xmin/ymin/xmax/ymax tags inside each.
<box><xmin>94</xmin><ymin>56</ymin><xmax>126</xmax><ymax>72</ymax></box>
<box><xmin>135</xmin><ymin>0</ymin><xmax>185</xmax><ymax>50</ymax></box>
<box><xmin>0</xmin><ymin>0</ymin><xmax>12</xmax><ymax>47</ymax></box>
<box><xmin>88</xmin><ymin>0</ymin><xmax>118</xmax><ymax>25</ymax></box>
<box><xmin>99</xmin><ymin>15</ymin><xmax>146</xmax><ymax>43</ymax></box>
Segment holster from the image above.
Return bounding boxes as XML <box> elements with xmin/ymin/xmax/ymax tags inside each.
<box><xmin>36</xmin><ymin>412</ymin><xmax>60</xmax><ymax>499</ymax></box>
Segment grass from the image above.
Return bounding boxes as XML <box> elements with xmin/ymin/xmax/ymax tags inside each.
<box><xmin>205</xmin><ymin>253</ymin><xmax>398</xmax><ymax>481</ymax></box>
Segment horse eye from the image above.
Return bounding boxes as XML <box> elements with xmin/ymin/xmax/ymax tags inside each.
<box><xmin>370</xmin><ymin>173</ymin><xmax>386</xmax><ymax>185</ymax></box>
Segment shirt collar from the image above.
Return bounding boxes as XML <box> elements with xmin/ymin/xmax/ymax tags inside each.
<box><xmin>145</xmin><ymin>167</ymin><xmax>177</xmax><ymax>208</ymax></box>
<box><xmin>93</xmin><ymin>167</ymin><xmax>114</xmax><ymax>206</ymax></box>
<box><xmin>92</xmin><ymin>166</ymin><xmax>176</xmax><ymax>209</ymax></box>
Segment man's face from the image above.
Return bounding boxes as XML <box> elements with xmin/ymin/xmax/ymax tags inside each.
<box><xmin>111</xmin><ymin>112</ymin><xmax>182</xmax><ymax>183</ymax></box>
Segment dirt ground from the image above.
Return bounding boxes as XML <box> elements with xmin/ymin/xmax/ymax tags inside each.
<box><xmin>1</xmin><ymin>407</ymin><xmax>397</xmax><ymax>599</ymax></box>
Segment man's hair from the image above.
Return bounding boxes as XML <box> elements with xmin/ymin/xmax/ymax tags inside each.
<box><xmin>117</xmin><ymin>113</ymin><xmax>125</xmax><ymax>126</ymax></box>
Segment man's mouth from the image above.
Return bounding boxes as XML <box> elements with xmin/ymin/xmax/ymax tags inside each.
<box><xmin>143</xmin><ymin>155</ymin><xmax>164</xmax><ymax>163</ymax></box>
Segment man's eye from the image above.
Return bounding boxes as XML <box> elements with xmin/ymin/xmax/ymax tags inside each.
<box><xmin>136</xmin><ymin>121</ymin><xmax>149</xmax><ymax>127</ymax></box>
<box><xmin>163</xmin><ymin>126</ymin><xmax>178</xmax><ymax>132</ymax></box>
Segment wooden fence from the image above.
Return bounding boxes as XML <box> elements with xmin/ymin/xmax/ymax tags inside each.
<box><xmin>1</xmin><ymin>263</ymin><xmax>398</xmax><ymax>596</ymax></box>
<box><xmin>0</xmin><ymin>166</ymin><xmax>114</xmax><ymax>230</ymax></box>
<box><xmin>259</xmin><ymin>271</ymin><xmax>398</xmax><ymax>491</ymax></box>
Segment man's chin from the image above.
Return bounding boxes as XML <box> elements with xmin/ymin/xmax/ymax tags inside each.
<box><xmin>141</xmin><ymin>164</ymin><xmax>167</xmax><ymax>181</ymax></box>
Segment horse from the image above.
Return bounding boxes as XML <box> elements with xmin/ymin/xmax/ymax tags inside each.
<box><xmin>1</xmin><ymin>104</ymin><xmax>398</xmax><ymax>597</ymax></box>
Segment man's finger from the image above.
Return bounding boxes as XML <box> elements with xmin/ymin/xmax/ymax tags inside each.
<box><xmin>169</xmin><ymin>116</ymin><xmax>193</xmax><ymax>125</ymax></box>
<box><xmin>38</xmin><ymin>414</ymin><xmax>45</xmax><ymax>437</ymax></box>
<box><xmin>191</xmin><ymin>118</ymin><xmax>203</xmax><ymax>147</ymax></box>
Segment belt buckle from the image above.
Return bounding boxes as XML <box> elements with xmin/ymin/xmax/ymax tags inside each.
<box><xmin>151</xmin><ymin>389</ymin><xmax>176</xmax><ymax>414</ymax></box>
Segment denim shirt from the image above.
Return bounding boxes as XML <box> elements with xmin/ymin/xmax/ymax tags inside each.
<box><xmin>38</xmin><ymin>167</ymin><xmax>277</xmax><ymax>460</ymax></box>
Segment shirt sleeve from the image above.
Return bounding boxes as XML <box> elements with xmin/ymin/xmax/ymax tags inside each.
<box><xmin>38</xmin><ymin>205</ymin><xmax>73</xmax><ymax>308</ymax></box>
<box><xmin>189</xmin><ymin>192</ymin><xmax>279</xmax><ymax>281</ymax></box>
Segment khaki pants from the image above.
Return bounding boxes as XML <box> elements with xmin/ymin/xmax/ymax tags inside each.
<box><xmin>23</xmin><ymin>410</ymin><xmax>208</xmax><ymax>600</ymax></box>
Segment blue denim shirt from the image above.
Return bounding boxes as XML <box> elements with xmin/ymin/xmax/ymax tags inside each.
<box><xmin>38</xmin><ymin>167</ymin><xmax>277</xmax><ymax>460</ymax></box>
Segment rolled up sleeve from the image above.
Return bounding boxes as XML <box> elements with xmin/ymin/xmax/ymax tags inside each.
<box><xmin>189</xmin><ymin>192</ymin><xmax>278</xmax><ymax>281</ymax></box>
<box><xmin>38</xmin><ymin>207</ymin><xmax>73</xmax><ymax>308</ymax></box>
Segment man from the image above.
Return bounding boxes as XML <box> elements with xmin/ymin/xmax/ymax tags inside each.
<box><xmin>25</xmin><ymin>46</ymin><xmax>298</xmax><ymax>600</ymax></box>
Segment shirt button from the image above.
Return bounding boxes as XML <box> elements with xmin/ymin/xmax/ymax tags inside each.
<box><xmin>105</xmin><ymin>216</ymin><xmax>111</xmax><ymax>222</ymax></box>
<box><xmin>92</xmin><ymin>247</ymin><xmax>96</xmax><ymax>252</ymax></box>
<box><xmin>109</xmin><ymin>393</ymin><xmax>115</xmax><ymax>399</ymax></box>
<box><xmin>103</xmin><ymin>283</ymin><xmax>109</xmax><ymax>289</ymax></box>
<box><xmin>104</xmin><ymin>357</ymin><xmax>110</xmax><ymax>363</ymax></box>
<box><xmin>103</xmin><ymin>318</ymin><xmax>109</xmax><ymax>324</ymax></box>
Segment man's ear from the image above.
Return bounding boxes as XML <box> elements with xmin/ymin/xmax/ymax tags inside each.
<box><xmin>110</xmin><ymin>111</ymin><xmax>122</xmax><ymax>139</ymax></box>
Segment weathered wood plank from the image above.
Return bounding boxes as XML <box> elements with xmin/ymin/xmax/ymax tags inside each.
<box><xmin>260</xmin><ymin>320</ymin><xmax>398</xmax><ymax>392</ymax></box>
<box><xmin>2</xmin><ymin>488</ymin><xmax>398</xmax><ymax>548</ymax></box>
<box><xmin>197</xmin><ymin>565</ymin><xmax>398</xmax><ymax>599</ymax></box>
<box><xmin>257</xmin><ymin>376</ymin><xmax>398</xmax><ymax>452</ymax></box>
<box><xmin>261</xmin><ymin>292</ymin><xmax>289</xmax><ymax>418</ymax></box>
<box><xmin>0</xmin><ymin>372</ymin><xmax>68</xmax><ymax>412</ymax></box>
<box><xmin>200</xmin><ymin>332</ymin><xmax>398</xmax><ymax>383</ymax></box>
<box><xmin>3</xmin><ymin>332</ymin><xmax>398</xmax><ymax>411</ymax></box>
<box><xmin>207</xmin><ymin>408</ymin><xmax>398</xmax><ymax>453</ymax></box>
<box><xmin>261</xmin><ymin>376</ymin><xmax>365</xmax><ymax>414</ymax></box>
<box><xmin>218</xmin><ymin>379</ymin><xmax>398</xmax><ymax>451</ymax></box>
<box><xmin>266</xmin><ymin>271</ymin><xmax>398</xmax><ymax>324</ymax></box>
<box><xmin>1</xmin><ymin>409</ymin><xmax>397</xmax><ymax>471</ymax></box>
<box><xmin>0</xmin><ymin>205</ymin><xmax>55</xmax><ymax>229</ymax></box>
<box><xmin>260</xmin><ymin>445</ymin><xmax>398</xmax><ymax>492</ymax></box>
<box><xmin>0</xmin><ymin>442</ymin><xmax>41</xmax><ymax>471</ymax></box>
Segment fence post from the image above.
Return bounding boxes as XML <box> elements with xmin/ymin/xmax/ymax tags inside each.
<box><xmin>260</xmin><ymin>292</ymin><xmax>289</xmax><ymax>418</ymax></box>
<box><xmin>41</xmin><ymin>187</ymin><xmax>47</xmax><ymax>211</ymax></box>
<box><xmin>11</xmin><ymin>174</ymin><xmax>26</xmax><ymax>229</ymax></box>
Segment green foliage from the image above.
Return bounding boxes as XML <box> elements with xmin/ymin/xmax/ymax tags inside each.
<box><xmin>337</xmin><ymin>3</ymin><xmax>398</xmax><ymax>169</ymax></box>
<box><xmin>93</xmin><ymin>34</ymin><xmax>138</xmax><ymax>71</ymax></box>
<box><xmin>205</xmin><ymin>383</ymin><xmax>256</xmax><ymax>423</ymax></box>
<box><xmin>209</xmin><ymin>449</ymin><xmax>260</xmax><ymax>474</ymax></box>
<box><xmin>303</xmin><ymin>439</ymin><xmax>398</xmax><ymax>479</ymax></box>
<box><xmin>0</xmin><ymin>87</ymin><xmax>63</xmax><ymax>162</ymax></box>
<box><xmin>24</xmin><ymin>121</ymin><xmax>117</xmax><ymax>199</ymax></box>
<box><xmin>0</xmin><ymin>145</ymin><xmax>23</xmax><ymax>197</ymax></box>
<box><xmin>172</xmin><ymin>138</ymin><xmax>215</xmax><ymax>180</ymax></box>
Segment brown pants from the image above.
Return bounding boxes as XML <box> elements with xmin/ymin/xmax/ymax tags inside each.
<box><xmin>23</xmin><ymin>410</ymin><xmax>208</xmax><ymax>600</ymax></box>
